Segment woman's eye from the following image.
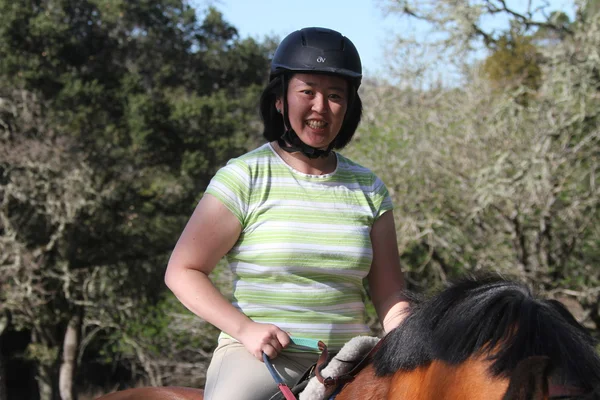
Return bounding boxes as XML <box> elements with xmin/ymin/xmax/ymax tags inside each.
<box><xmin>329</xmin><ymin>94</ymin><xmax>346</xmax><ymax>102</ymax></box>
<box><xmin>302</xmin><ymin>90</ymin><xmax>313</xmax><ymax>95</ymax></box>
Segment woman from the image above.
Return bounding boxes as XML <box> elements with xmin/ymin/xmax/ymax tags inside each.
<box><xmin>164</xmin><ymin>27</ymin><xmax>410</xmax><ymax>400</ymax></box>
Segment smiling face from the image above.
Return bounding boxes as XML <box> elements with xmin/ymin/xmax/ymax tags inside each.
<box><xmin>276</xmin><ymin>73</ymin><xmax>349</xmax><ymax>150</ymax></box>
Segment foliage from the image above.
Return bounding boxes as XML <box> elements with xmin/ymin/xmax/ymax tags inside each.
<box><xmin>352</xmin><ymin>0</ymin><xmax>600</xmax><ymax>333</ymax></box>
<box><xmin>3</xmin><ymin>0</ymin><xmax>599</xmax><ymax>396</ymax></box>
<box><xmin>0</xmin><ymin>0</ymin><xmax>273</xmax><ymax>396</ymax></box>
<box><xmin>378</xmin><ymin>0</ymin><xmax>576</xmax><ymax>87</ymax></box>
<box><xmin>481</xmin><ymin>33</ymin><xmax>542</xmax><ymax>93</ymax></box>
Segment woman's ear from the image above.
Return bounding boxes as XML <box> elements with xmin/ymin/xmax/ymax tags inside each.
<box><xmin>275</xmin><ymin>97</ymin><xmax>283</xmax><ymax>113</ymax></box>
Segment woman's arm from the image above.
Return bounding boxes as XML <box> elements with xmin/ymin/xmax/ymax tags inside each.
<box><xmin>164</xmin><ymin>194</ymin><xmax>290</xmax><ymax>360</ymax></box>
<box><xmin>367</xmin><ymin>210</ymin><xmax>411</xmax><ymax>333</ymax></box>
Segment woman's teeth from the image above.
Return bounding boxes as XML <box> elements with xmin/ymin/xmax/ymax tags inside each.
<box><xmin>306</xmin><ymin>120</ymin><xmax>327</xmax><ymax>129</ymax></box>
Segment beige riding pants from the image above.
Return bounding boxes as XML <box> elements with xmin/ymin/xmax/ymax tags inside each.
<box><xmin>204</xmin><ymin>338</ymin><xmax>319</xmax><ymax>400</ymax></box>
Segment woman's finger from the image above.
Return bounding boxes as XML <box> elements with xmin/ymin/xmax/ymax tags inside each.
<box><xmin>270</xmin><ymin>337</ymin><xmax>283</xmax><ymax>354</ymax></box>
<box><xmin>262</xmin><ymin>343</ymin><xmax>279</xmax><ymax>360</ymax></box>
<box><xmin>276</xmin><ymin>330</ymin><xmax>291</xmax><ymax>348</ymax></box>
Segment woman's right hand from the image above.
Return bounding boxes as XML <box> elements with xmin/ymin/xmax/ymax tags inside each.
<box><xmin>237</xmin><ymin>321</ymin><xmax>290</xmax><ymax>361</ymax></box>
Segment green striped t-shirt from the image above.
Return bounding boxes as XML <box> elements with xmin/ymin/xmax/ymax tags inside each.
<box><xmin>205</xmin><ymin>143</ymin><xmax>393</xmax><ymax>352</ymax></box>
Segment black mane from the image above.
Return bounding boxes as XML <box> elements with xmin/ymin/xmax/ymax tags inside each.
<box><xmin>373</xmin><ymin>274</ymin><xmax>600</xmax><ymax>391</ymax></box>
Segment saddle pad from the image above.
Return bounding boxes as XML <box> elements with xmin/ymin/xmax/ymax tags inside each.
<box><xmin>299</xmin><ymin>336</ymin><xmax>379</xmax><ymax>400</ymax></box>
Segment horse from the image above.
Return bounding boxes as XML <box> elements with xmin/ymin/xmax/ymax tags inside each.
<box><xmin>96</xmin><ymin>275</ymin><xmax>600</xmax><ymax>399</ymax></box>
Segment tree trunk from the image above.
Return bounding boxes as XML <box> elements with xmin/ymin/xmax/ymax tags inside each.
<box><xmin>36</xmin><ymin>365</ymin><xmax>53</xmax><ymax>400</ymax></box>
<box><xmin>59</xmin><ymin>310</ymin><xmax>82</xmax><ymax>400</ymax></box>
<box><xmin>31</xmin><ymin>328</ymin><xmax>56</xmax><ymax>400</ymax></box>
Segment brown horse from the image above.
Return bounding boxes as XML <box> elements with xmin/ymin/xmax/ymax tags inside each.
<box><xmin>96</xmin><ymin>275</ymin><xmax>600</xmax><ymax>399</ymax></box>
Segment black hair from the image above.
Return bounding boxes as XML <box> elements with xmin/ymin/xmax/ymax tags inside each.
<box><xmin>373</xmin><ymin>274</ymin><xmax>600</xmax><ymax>392</ymax></box>
<box><xmin>259</xmin><ymin>73</ymin><xmax>363</xmax><ymax>150</ymax></box>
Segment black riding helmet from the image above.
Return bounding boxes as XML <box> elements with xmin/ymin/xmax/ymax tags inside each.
<box><xmin>269</xmin><ymin>27</ymin><xmax>363</xmax><ymax>159</ymax></box>
<box><xmin>270</xmin><ymin>27</ymin><xmax>362</xmax><ymax>88</ymax></box>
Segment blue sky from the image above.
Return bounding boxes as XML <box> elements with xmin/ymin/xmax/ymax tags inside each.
<box><xmin>200</xmin><ymin>0</ymin><xmax>576</xmax><ymax>80</ymax></box>
<box><xmin>207</xmin><ymin>0</ymin><xmax>404</xmax><ymax>78</ymax></box>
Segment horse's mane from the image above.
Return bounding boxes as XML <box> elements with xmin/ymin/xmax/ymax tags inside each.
<box><xmin>373</xmin><ymin>274</ymin><xmax>600</xmax><ymax>391</ymax></box>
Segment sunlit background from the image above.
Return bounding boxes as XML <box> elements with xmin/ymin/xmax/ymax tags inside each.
<box><xmin>1</xmin><ymin>1</ymin><xmax>598</xmax><ymax>399</ymax></box>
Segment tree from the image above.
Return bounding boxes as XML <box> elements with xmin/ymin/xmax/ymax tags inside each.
<box><xmin>349</xmin><ymin>0</ymin><xmax>600</xmax><ymax>335</ymax></box>
<box><xmin>0</xmin><ymin>0</ymin><xmax>273</xmax><ymax>397</ymax></box>
<box><xmin>378</xmin><ymin>0</ymin><xmax>576</xmax><ymax>87</ymax></box>
<box><xmin>582</xmin><ymin>0</ymin><xmax>600</xmax><ymax>21</ymax></box>
<box><xmin>481</xmin><ymin>32</ymin><xmax>542</xmax><ymax>93</ymax></box>
<box><xmin>0</xmin><ymin>127</ymin><xmax>101</xmax><ymax>400</ymax></box>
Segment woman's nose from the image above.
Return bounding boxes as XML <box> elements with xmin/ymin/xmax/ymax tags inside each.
<box><xmin>311</xmin><ymin>94</ymin><xmax>328</xmax><ymax>113</ymax></box>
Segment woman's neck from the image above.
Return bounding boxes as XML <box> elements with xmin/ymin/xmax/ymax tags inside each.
<box><xmin>271</xmin><ymin>141</ymin><xmax>337</xmax><ymax>175</ymax></box>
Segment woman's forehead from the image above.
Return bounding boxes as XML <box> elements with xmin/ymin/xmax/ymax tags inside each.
<box><xmin>289</xmin><ymin>73</ymin><xmax>348</xmax><ymax>90</ymax></box>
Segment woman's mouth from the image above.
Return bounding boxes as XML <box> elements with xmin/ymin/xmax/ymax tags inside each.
<box><xmin>306</xmin><ymin>120</ymin><xmax>328</xmax><ymax>130</ymax></box>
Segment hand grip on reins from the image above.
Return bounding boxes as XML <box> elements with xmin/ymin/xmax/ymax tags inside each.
<box><xmin>262</xmin><ymin>336</ymin><xmax>324</xmax><ymax>400</ymax></box>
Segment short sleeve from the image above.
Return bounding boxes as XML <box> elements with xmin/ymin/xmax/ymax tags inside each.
<box><xmin>204</xmin><ymin>159</ymin><xmax>251</xmax><ymax>227</ymax></box>
<box><xmin>373</xmin><ymin>175</ymin><xmax>393</xmax><ymax>219</ymax></box>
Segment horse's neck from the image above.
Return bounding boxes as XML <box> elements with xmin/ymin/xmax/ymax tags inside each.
<box><xmin>332</xmin><ymin>364</ymin><xmax>390</xmax><ymax>400</ymax></box>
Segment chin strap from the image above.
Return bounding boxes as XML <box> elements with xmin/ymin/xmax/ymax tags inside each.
<box><xmin>277</xmin><ymin>130</ymin><xmax>335</xmax><ymax>159</ymax></box>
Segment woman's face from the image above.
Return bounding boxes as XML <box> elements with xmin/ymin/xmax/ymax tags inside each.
<box><xmin>276</xmin><ymin>73</ymin><xmax>349</xmax><ymax>150</ymax></box>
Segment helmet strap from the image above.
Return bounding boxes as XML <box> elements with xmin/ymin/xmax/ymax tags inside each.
<box><xmin>277</xmin><ymin>74</ymin><xmax>336</xmax><ymax>159</ymax></box>
<box><xmin>277</xmin><ymin>129</ymin><xmax>335</xmax><ymax>159</ymax></box>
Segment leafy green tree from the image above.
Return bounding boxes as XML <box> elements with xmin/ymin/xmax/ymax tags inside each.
<box><xmin>0</xmin><ymin>0</ymin><xmax>274</xmax><ymax>397</ymax></box>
